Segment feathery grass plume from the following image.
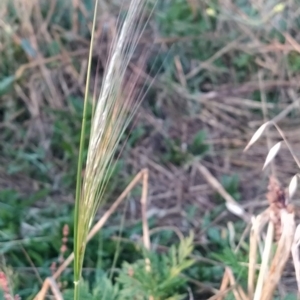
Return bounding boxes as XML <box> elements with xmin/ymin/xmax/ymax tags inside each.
<box><xmin>74</xmin><ymin>0</ymin><xmax>155</xmax><ymax>295</ymax></box>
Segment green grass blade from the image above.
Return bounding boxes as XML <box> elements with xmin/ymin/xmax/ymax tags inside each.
<box><xmin>74</xmin><ymin>0</ymin><xmax>99</xmax><ymax>296</ymax></box>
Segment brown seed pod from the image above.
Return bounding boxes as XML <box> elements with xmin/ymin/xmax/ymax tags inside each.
<box><xmin>266</xmin><ymin>176</ymin><xmax>287</xmax><ymax>242</ymax></box>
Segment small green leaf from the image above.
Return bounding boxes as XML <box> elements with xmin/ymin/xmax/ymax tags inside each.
<box><xmin>0</xmin><ymin>290</ymin><xmax>4</xmax><ymax>300</ymax></box>
<box><xmin>0</xmin><ymin>76</ymin><xmax>15</xmax><ymax>96</ymax></box>
<box><xmin>207</xmin><ymin>227</ymin><xmax>221</xmax><ymax>243</ymax></box>
<box><xmin>21</xmin><ymin>39</ymin><xmax>37</xmax><ymax>58</ymax></box>
<box><xmin>282</xmin><ymin>294</ymin><xmax>298</xmax><ymax>300</ymax></box>
<box><xmin>189</xmin><ymin>130</ymin><xmax>209</xmax><ymax>156</ymax></box>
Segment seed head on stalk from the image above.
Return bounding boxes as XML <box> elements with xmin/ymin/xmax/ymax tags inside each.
<box><xmin>73</xmin><ymin>0</ymin><xmax>155</xmax><ymax>295</ymax></box>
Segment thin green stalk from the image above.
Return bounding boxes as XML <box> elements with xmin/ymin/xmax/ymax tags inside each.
<box><xmin>109</xmin><ymin>199</ymin><xmax>128</xmax><ymax>281</ymax></box>
<box><xmin>74</xmin><ymin>0</ymin><xmax>99</xmax><ymax>298</ymax></box>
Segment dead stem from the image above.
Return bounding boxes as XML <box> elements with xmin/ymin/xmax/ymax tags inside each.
<box><xmin>34</xmin><ymin>170</ymin><xmax>145</xmax><ymax>300</ymax></box>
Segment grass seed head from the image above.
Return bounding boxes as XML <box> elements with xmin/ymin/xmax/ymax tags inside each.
<box><xmin>288</xmin><ymin>175</ymin><xmax>298</xmax><ymax>200</ymax></box>
<box><xmin>74</xmin><ymin>0</ymin><xmax>155</xmax><ymax>286</ymax></box>
<box><xmin>262</xmin><ymin>141</ymin><xmax>281</xmax><ymax>170</ymax></box>
<box><xmin>244</xmin><ymin>121</ymin><xmax>270</xmax><ymax>152</ymax></box>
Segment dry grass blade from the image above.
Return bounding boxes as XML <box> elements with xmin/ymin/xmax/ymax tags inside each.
<box><xmin>34</xmin><ymin>170</ymin><xmax>146</xmax><ymax>299</ymax></box>
<box><xmin>197</xmin><ymin>163</ymin><xmax>250</xmax><ymax>222</ymax></box>
<box><xmin>217</xmin><ymin>269</ymin><xmax>230</xmax><ymax>300</ymax></box>
<box><xmin>260</xmin><ymin>209</ymin><xmax>295</xmax><ymax>300</ymax></box>
<box><xmin>34</xmin><ymin>277</ymin><xmax>63</xmax><ymax>300</ymax></box>
<box><xmin>140</xmin><ymin>169</ymin><xmax>152</xmax><ymax>294</ymax></box>
<box><xmin>292</xmin><ymin>225</ymin><xmax>300</xmax><ymax>294</ymax></box>
<box><xmin>215</xmin><ymin>268</ymin><xmax>248</xmax><ymax>300</ymax></box>
<box><xmin>253</xmin><ymin>221</ymin><xmax>274</xmax><ymax>300</ymax></box>
<box><xmin>141</xmin><ymin>169</ymin><xmax>150</xmax><ymax>251</ymax></box>
<box><xmin>248</xmin><ymin>210</ymin><xmax>270</xmax><ymax>299</ymax></box>
<box><xmin>247</xmin><ymin>177</ymin><xmax>297</xmax><ymax>300</ymax></box>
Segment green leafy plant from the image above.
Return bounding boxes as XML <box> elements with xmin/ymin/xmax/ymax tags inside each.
<box><xmin>64</xmin><ymin>233</ymin><xmax>195</xmax><ymax>300</ymax></box>
<box><xmin>162</xmin><ymin>138</ymin><xmax>189</xmax><ymax>166</ymax></box>
<box><xmin>215</xmin><ymin>174</ymin><xmax>241</xmax><ymax>203</ymax></box>
<box><xmin>212</xmin><ymin>247</ymin><xmax>248</xmax><ymax>285</ymax></box>
<box><xmin>0</xmin><ymin>189</ymin><xmax>49</xmax><ymax>246</ymax></box>
<box><xmin>161</xmin><ymin>130</ymin><xmax>209</xmax><ymax>167</ymax></box>
<box><xmin>156</xmin><ymin>0</ymin><xmax>213</xmax><ymax>38</ymax></box>
<box><xmin>64</xmin><ymin>274</ymin><xmax>120</xmax><ymax>300</ymax></box>
<box><xmin>118</xmin><ymin>233</ymin><xmax>194</xmax><ymax>300</ymax></box>
<box><xmin>188</xmin><ymin>130</ymin><xmax>210</xmax><ymax>157</ymax></box>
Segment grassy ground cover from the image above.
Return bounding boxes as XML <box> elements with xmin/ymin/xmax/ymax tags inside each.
<box><xmin>1</xmin><ymin>0</ymin><xmax>300</xmax><ymax>299</ymax></box>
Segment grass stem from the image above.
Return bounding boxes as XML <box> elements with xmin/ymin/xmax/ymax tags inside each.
<box><xmin>73</xmin><ymin>0</ymin><xmax>99</xmax><ymax>297</ymax></box>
